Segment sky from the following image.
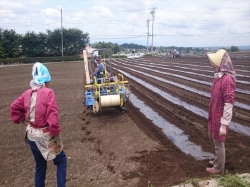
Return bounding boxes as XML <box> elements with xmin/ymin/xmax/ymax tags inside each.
<box><xmin>0</xmin><ymin>0</ymin><xmax>250</xmax><ymax>48</ymax></box>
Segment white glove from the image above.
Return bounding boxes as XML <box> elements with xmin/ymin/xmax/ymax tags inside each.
<box><xmin>219</xmin><ymin>124</ymin><xmax>227</xmax><ymax>135</ymax></box>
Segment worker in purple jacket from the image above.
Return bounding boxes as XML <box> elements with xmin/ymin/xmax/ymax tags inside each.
<box><xmin>92</xmin><ymin>55</ymin><xmax>105</xmax><ymax>78</ymax></box>
<box><xmin>10</xmin><ymin>62</ymin><xmax>67</xmax><ymax>187</ymax></box>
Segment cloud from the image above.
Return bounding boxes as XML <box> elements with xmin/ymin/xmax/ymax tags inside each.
<box><xmin>0</xmin><ymin>9</ymin><xmax>16</xmax><ymax>18</ymax></box>
<box><xmin>41</xmin><ymin>8</ymin><xmax>61</xmax><ymax>18</ymax></box>
<box><xmin>0</xmin><ymin>0</ymin><xmax>249</xmax><ymax>47</ymax></box>
<box><xmin>0</xmin><ymin>1</ymin><xmax>26</xmax><ymax>11</ymax></box>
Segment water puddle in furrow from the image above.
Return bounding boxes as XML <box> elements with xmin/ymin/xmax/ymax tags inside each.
<box><xmin>164</xmin><ymin>61</ymin><xmax>250</xmax><ymax>73</ymax></box>
<box><xmin>157</xmin><ymin>61</ymin><xmax>250</xmax><ymax>74</ymax></box>
<box><xmin>127</xmin><ymin>90</ymin><xmax>213</xmax><ymax>161</ymax></box>
<box><xmin>134</xmin><ymin>58</ymin><xmax>250</xmax><ymax>76</ymax></box>
<box><xmin>137</xmin><ymin>61</ymin><xmax>250</xmax><ymax>79</ymax></box>
<box><xmin>126</xmin><ymin>59</ymin><xmax>250</xmax><ymax>85</ymax></box>
<box><xmin>112</xmin><ymin>67</ymin><xmax>250</xmax><ymax>137</ymax></box>
<box><xmin>138</xmin><ymin>59</ymin><xmax>250</xmax><ymax>73</ymax></box>
<box><xmin>114</xmin><ymin>63</ymin><xmax>250</xmax><ymax>111</ymax></box>
<box><xmin>114</xmin><ymin>60</ymin><xmax>250</xmax><ymax>95</ymax></box>
<box><xmin>169</xmin><ymin>66</ymin><xmax>249</xmax><ymax>79</ymax></box>
<box><xmin>124</xmin><ymin>60</ymin><xmax>250</xmax><ymax>84</ymax></box>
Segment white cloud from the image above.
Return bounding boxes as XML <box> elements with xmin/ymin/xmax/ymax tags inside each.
<box><xmin>126</xmin><ymin>13</ymin><xmax>139</xmax><ymax>21</ymax></box>
<box><xmin>0</xmin><ymin>1</ymin><xmax>26</xmax><ymax>11</ymax></box>
<box><xmin>0</xmin><ymin>9</ymin><xmax>15</xmax><ymax>18</ymax></box>
<box><xmin>28</xmin><ymin>0</ymin><xmax>45</xmax><ymax>6</ymax></box>
<box><xmin>0</xmin><ymin>0</ymin><xmax>249</xmax><ymax>47</ymax></box>
<box><xmin>41</xmin><ymin>8</ymin><xmax>61</xmax><ymax>18</ymax></box>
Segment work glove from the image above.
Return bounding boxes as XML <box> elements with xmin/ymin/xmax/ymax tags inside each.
<box><xmin>219</xmin><ymin>124</ymin><xmax>227</xmax><ymax>136</ymax></box>
<box><xmin>48</xmin><ymin>136</ymin><xmax>61</xmax><ymax>154</ymax></box>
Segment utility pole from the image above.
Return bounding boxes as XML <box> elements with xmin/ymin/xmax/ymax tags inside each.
<box><xmin>150</xmin><ymin>7</ymin><xmax>156</xmax><ymax>54</ymax></box>
<box><xmin>61</xmin><ymin>7</ymin><xmax>63</xmax><ymax>57</ymax></box>
<box><xmin>146</xmin><ymin>19</ymin><xmax>150</xmax><ymax>52</ymax></box>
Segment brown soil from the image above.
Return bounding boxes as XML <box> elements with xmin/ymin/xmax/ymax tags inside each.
<box><xmin>0</xmin><ymin>54</ymin><xmax>250</xmax><ymax>187</ymax></box>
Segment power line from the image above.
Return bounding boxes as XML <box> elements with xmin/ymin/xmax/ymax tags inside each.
<box><xmin>1</xmin><ymin>8</ymin><xmax>248</xmax><ymax>15</ymax></box>
<box><xmin>90</xmin><ymin>32</ymin><xmax>250</xmax><ymax>39</ymax></box>
<box><xmin>156</xmin><ymin>32</ymin><xmax>250</xmax><ymax>36</ymax></box>
<box><xmin>90</xmin><ymin>36</ymin><xmax>146</xmax><ymax>39</ymax></box>
<box><xmin>2</xmin><ymin>18</ymin><xmax>249</xmax><ymax>29</ymax></box>
<box><xmin>0</xmin><ymin>8</ymin><xmax>150</xmax><ymax>15</ymax></box>
<box><xmin>64</xmin><ymin>8</ymin><xmax>150</xmax><ymax>13</ymax></box>
<box><xmin>2</xmin><ymin>18</ymin><xmax>250</xmax><ymax>26</ymax></box>
<box><xmin>157</xmin><ymin>8</ymin><xmax>250</xmax><ymax>13</ymax></box>
<box><xmin>91</xmin><ymin>34</ymin><xmax>145</xmax><ymax>36</ymax></box>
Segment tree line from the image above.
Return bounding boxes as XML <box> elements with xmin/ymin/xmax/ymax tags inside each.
<box><xmin>0</xmin><ymin>28</ymin><xmax>144</xmax><ymax>59</ymax></box>
<box><xmin>91</xmin><ymin>42</ymin><xmax>121</xmax><ymax>57</ymax></box>
<box><xmin>0</xmin><ymin>28</ymin><xmax>89</xmax><ymax>58</ymax></box>
<box><xmin>0</xmin><ymin>27</ymin><xmax>241</xmax><ymax>59</ymax></box>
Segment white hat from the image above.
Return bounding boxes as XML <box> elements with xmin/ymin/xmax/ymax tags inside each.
<box><xmin>206</xmin><ymin>49</ymin><xmax>226</xmax><ymax>67</ymax></box>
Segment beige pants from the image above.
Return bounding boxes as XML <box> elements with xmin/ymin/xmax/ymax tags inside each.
<box><xmin>208</xmin><ymin>131</ymin><xmax>225</xmax><ymax>174</ymax></box>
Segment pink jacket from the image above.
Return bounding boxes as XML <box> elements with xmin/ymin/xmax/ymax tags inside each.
<box><xmin>10</xmin><ymin>87</ymin><xmax>61</xmax><ymax>137</ymax></box>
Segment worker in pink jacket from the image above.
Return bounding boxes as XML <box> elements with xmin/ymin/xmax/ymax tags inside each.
<box><xmin>206</xmin><ymin>49</ymin><xmax>236</xmax><ymax>174</ymax></box>
<box><xmin>10</xmin><ymin>62</ymin><xmax>67</xmax><ymax>187</ymax></box>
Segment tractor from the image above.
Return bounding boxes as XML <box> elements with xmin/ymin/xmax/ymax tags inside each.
<box><xmin>83</xmin><ymin>48</ymin><xmax>128</xmax><ymax>114</ymax></box>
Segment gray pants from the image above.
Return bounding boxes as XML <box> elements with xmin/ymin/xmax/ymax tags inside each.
<box><xmin>208</xmin><ymin>131</ymin><xmax>225</xmax><ymax>174</ymax></box>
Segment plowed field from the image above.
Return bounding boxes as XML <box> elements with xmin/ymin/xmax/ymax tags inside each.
<box><xmin>0</xmin><ymin>54</ymin><xmax>249</xmax><ymax>187</ymax></box>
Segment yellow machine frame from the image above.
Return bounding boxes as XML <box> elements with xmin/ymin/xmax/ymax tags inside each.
<box><xmin>83</xmin><ymin>48</ymin><xmax>128</xmax><ymax>114</ymax></box>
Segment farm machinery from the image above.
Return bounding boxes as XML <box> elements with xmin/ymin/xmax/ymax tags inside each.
<box><xmin>83</xmin><ymin>48</ymin><xmax>129</xmax><ymax>114</ymax></box>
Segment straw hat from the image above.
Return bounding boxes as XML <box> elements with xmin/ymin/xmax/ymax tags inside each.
<box><xmin>206</xmin><ymin>49</ymin><xmax>226</xmax><ymax>67</ymax></box>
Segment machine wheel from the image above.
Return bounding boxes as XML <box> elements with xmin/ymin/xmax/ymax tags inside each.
<box><xmin>120</xmin><ymin>94</ymin><xmax>125</xmax><ymax>107</ymax></box>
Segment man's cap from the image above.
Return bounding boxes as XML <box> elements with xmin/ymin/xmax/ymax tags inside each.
<box><xmin>96</xmin><ymin>56</ymin><xmax>101</xmax><ymax>61</ymax></box>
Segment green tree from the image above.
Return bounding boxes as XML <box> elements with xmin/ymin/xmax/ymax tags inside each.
<box><xmin>120</xmin><ymin>43</ymin><xmax>146</xmax><ymax>50</ymax></box>
<box><xmin>0</xmin><ymin>29</ymin><xmax>7</xmax><ymax>58</ymax></box>
<box><xmin>36</xmin><ymin>32</ymin><xmax>48</xmax><ymax>57</ymax></box>
<box><xmin>21</xmin><ymin>31</ymin><xmax>43</xmax><ymax>57</ymax></box>
<box><xmin>0</xmin><ymin>45</ymin><xmax>7</xmax><ymax>58</ymax></box>
<box><xmin>63</xmin><ymin>28</ymin><xmax>89</xmax><ymax>56</ymax></box>
<box><xmin>230</xmin><ymin>46</ymin><xmax>239</xmax><ymax>52</ymax></box>
<box><xmin>47</xmin><ymin>28</ymin><xmax>89</xmax><ymax>56</ymax></box>
<box><xmin>92</xmin><ymin>41</ymin><xmax>120</xmax><ymax>57</ymax></box>
<box><xmin>0</xmin><ymin>28</ymin><xmax>21</xmax><ymax>58</ymax></box>
<box><xmin>46</xmin><ymin>29</ymin><xmax>62</xmax><ymax>56</ymax></box>
<box><xmin>112</xmin><ymin>43</ymin><xmax>120</xmax><ymax>54</ymax></box>
<box><xmin>186</xmin><ymin>47</ymin><xmax>191</xmax><ymax>53</ymax></box>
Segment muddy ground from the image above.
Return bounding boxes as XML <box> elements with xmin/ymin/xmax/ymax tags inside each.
<box><xmin>0</xmin><ymin>54</ymin><xmax>249</xmax><ymax>187</ymax></box>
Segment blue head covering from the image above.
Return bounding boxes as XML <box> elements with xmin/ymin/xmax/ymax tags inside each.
<box><xmin>30</xmin><ymin>62</ymin><xmax>51</xmax><ymax>88</ymax></box>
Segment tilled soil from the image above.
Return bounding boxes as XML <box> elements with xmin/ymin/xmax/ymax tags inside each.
<box><xmin>111</xmin><ymin>56</ymin><xmax>250</xmax><ymax>186</ymax></box>
<box><xmin>0</xmin><ymin>55</ymin><xmax>249</xmax><ymax>187</ymax></box>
